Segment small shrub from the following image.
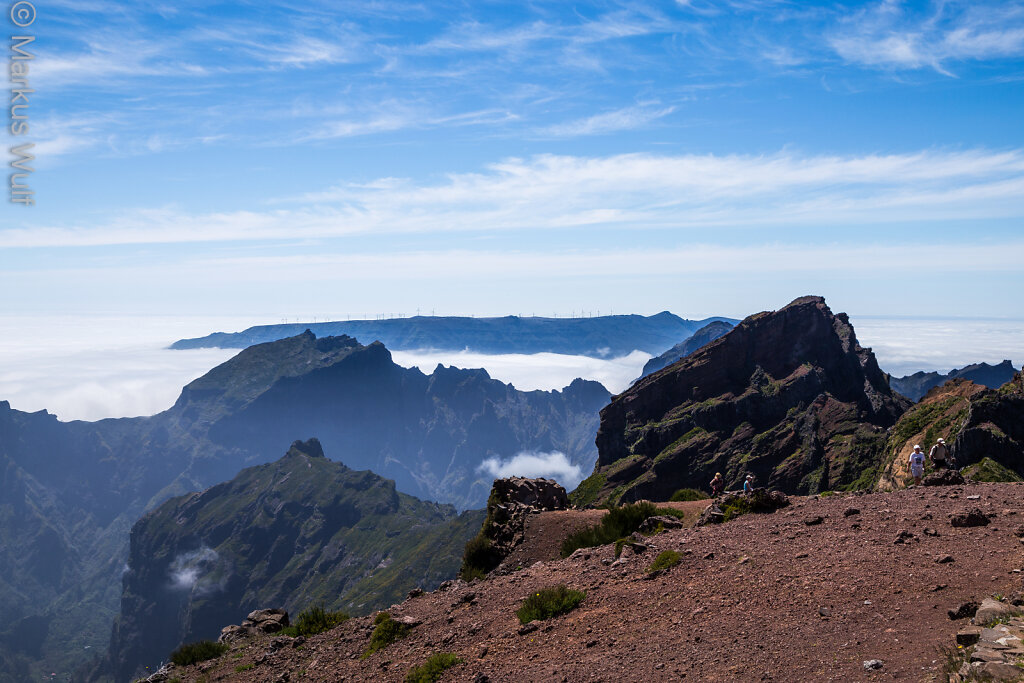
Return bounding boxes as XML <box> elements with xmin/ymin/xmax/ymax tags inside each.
<box><xmin>234</xmin><ymin>663</ymin><xmax>254</xmax><ymax>673</ymax></box>
<box><xmin>560</xmin><ymin>502</ymin><xmax>684</xmax><ymax>557</ymax></box>
<box><xmin>281</xmin><ymin>605</ymin><xmax>349</xmax><ymax>637</ymax></box>
<box><xmin>516</xmin><ymin>585</ymin><xmax>586</xmax><ymax>624</ymax></box>
<box><xmin>168</xmin><ymin>640</ymin><xmax>228</xmax><ymax>667</ymax></box>
<box><xmin>363</xmin><ymin>612</ymin><xmax>411</xmax><ymax>658</ymax></box>
<box><xmin>720</xmin><ymin>496</ymin><xmax>753</xmax><ymax>522</ymax></box>
<box><xmin>405</xmin><ymin>652</ymin><xmax>463</xmax><ymax>683</ymax></box>
<box><xmin>459</xmin><ymin>534</ymin><xmax>501</xmax><ymax>581</ymax></box>
<box><xmin>669</xmin><ymin>488</ymin><xmax>709</xmax><ymax>502</ymax></box>
<box><xmin>648</xmin><ymin>550</ymin><xmax>681</xmax><ymax>573</ymax></box>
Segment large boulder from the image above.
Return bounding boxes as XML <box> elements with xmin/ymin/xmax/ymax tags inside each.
<box><xmin>696</xmin><ymin>488</ymin><xmax>789</xmax><ymax>526</ymax></box>
<box><xmin>923</xmin><ymin>469</ymin><xmax>965</xmax><ymax>486</ymax></box>
<box><xmin>489</xmin><ymin>477</ymin><xmax>569</xmax><ymax>511</ymax></box>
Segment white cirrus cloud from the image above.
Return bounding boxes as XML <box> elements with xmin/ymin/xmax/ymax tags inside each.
<box><xmin>4</xmin><ymin>148</ymin><xmax>1024</xmax><ymax>248</ymax></box>
<box><xmin>541</xmin><ymin>105</ymin><xmax>676</xmax><ymax>137</ymax></box>
<box><xmin>830</xmin><ymin>1</ymin><xmax>1024</xmax><ymax>73</ymax></box>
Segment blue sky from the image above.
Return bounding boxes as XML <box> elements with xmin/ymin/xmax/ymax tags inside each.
<box><xmin>3</xmin><ymin>0</ymin><xmax>1024</xmax><ymax>320</ymax></box>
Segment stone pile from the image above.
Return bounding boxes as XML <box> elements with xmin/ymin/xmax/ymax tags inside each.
<box><xmin>949</xmin><ymin>598</ymin><xmax>1024</xmax><ymax>681</ymax></box>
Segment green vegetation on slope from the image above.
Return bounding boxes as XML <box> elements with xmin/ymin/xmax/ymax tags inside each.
<box><xmin>281</xmin><ymin>606</ymin><xmax>349</xmax><ymax>637</ymax></box>
<box><xmin>363</xmin><ymin>612</ymin><xmax>411</xmax><ymax>658</ymax></box>
<box><xmin>963</xmin><ymin>458</ymin><xmax>1023</xmax><ymax>483</ymax></box>
<box><xmin>516</xmin><ymin>585</ymin><xmax>586</xmax><ymax>624</ymax></box>
<box><xmin>168</xmin><ymin>641</ymin><xmax>227</xmax><ymax>667</ymax></box>
<box><xmin>405</xmin><ymin>653</ymin><xmax>463</xmax><ymax>683</ymax></box>
<box><xmin>559</xmin><ymin>502</ymin><xmax>684</xmax><ymax>558</ymax></box>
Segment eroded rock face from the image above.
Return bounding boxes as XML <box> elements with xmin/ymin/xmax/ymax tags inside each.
<box><xmin>578</xmin><ymin>296</ymin><xmax>910</xmax><ymax>506</ymax></box>
<box><xmin>490</xmin><ymin>477</ymin><xmax>569</xmax><ymax>511</ymax></box>
<box><xmin>472</xmin><ymin>477</ymin><xmax>569</xmax><ymax>575</ymax></box>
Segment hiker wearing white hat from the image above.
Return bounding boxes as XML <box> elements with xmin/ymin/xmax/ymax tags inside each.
<box><xmin>909</xmin><ymin>445</ymin><xmax>926</xmax><ymax>485</ymax></box>
<box><xmin>930</xmin><ymin>438</ymin><xmax>950</xmax><ymax>470</ymax></box>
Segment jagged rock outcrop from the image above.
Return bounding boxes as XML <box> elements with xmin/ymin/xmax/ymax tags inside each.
<box><xmin>639</xmin><ymin>321</ymin><xmax>735</xmax><ymax>378</ymax></box>
<box><xmin>878</xmin><ymin>371</ymin><xmax>1024</xmax><ymax>489</ymax></box>
<box><xmin>218</xmin><ymin>609</ymin><xmax>290</xmax><ymax>643</ymax></box>
<box><xmin>461</xmin><ymin>478</ymin><xmax>569</xmax><ymax>578</ymax></box>
<box><xmin>98</xmin><ymin>439</ymin><xmax>484</xmax><ymax>683</ymax></box>
<box><xmin>696</xmin><ymin>489</ymin><xmax>790</xmax><ymax>526</ymax></box>
<box><xmin>575</xmin><ymin>296</ymin><xmax>910</xmax><ymax>506</ymax></box>
<box><xmin>891</xmin><ymin>360</ymin><xmax>1018</xmax><ymax>402</ymax></box>
<box><xmin>489</xmin><ymin>476</ymin><xmax>570</xmax><ymax>511</ymax></box>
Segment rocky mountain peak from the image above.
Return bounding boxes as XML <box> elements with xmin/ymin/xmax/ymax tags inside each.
<box><xmin>579</xmin><ymin>296</ymin><xmax>910</xmax><ymax>506</ymax></box>
<box><xmin>284</xmin><ymin>437</ymin><xmax>326</xmax><ymax>459</ymax></box>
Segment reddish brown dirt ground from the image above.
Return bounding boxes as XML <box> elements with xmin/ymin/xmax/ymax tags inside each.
<box><xmin>171</xmin><ymin>484</ymin><xmax>1024</xmax><ymax>682</ymax></box>
<box><xmin>501</xmin><ymin>500</ymin><xmax>708</xmax><ymax>570</ymax></box>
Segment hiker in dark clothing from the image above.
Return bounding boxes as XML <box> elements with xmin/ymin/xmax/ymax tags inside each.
<box><xmin>930</xmin><ymin>438</ymin><xmax>950</xmax><ymax>470</ymax></box>
<box><xmin>710</xmin><ymin>472</ymin><xmax>724</xmax><ymax>497</ymax></box>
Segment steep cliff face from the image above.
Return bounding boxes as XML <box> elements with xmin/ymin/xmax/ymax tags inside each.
<box><xmin>102</xmin><ymin>439</ymin><xmax>484</xmax><ymax>683</ymax></box>
<box><xmin>879</xmin><ymin>370</ymin><xmax>1024</xmax><ymax>488</ymax></box>
<box><xmin>576</xmin><ymin>297</ymin><xmax>910</xmax><ymax>506</ymax></box>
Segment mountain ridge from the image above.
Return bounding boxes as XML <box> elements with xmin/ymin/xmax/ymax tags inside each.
<box><xmin>99</xmin><ymin>438</ymin><xmax>483</xmax><ymax>683</ymax></box>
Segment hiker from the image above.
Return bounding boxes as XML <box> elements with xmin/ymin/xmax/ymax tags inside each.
<box><xmin>743</xmin><ymin>474</ymin><xmax>754</xmax><ymax>493</ymax></box>
<box><xmin>710</xmin><ymin>472</ymin><xmax>724</xmax><ymax>497</ymax></box>
<box><xmin>909</xmin><ymin>444</ymin><xmax>926</xmax><ymax>485</ymax></box>
<box><xmin>930</xmin><ymin>438</ymin><xmax>950</xmax><ymax>470</ymax></box>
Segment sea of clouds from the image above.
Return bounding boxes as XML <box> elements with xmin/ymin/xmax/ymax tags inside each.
<box><xmin>0</xmin><ymin>314</ymin><xmax>1019</xmax><ymax>425</ymax></box>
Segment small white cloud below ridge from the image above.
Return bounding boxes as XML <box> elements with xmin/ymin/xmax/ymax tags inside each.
<box><xmin>168</xmin><ymin>546</ymin><xmax>225</xmax><ymax>595</ymax></box>
<box><xmin>477</xmin><ymin>451</ymin><xmax>585</xmax><ymax>491</ymax></box>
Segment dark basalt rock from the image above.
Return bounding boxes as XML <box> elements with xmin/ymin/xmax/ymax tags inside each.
<box><xmin>950</xmin><ymin>507</ymin><xmax>991</xmax><ymax>528</ymax></box>
<box><xmin>490</xmin><ymin>477</ymin><xmax>569</xmax><ymax>512</ymax></box>
<box><xmin>923</xmin><ymin>470</ymin><xmax>966</xmax><ymax>486</ymax></box>
<box><xmin>577</xmin><ymin>296</ymin><xmax>910</xmax><ymax>506</ymax></box>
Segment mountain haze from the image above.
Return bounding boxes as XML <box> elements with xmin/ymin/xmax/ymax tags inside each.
<box><xmin>170</xmin><ymin>313</ymin><xmax>737</xmax><ymax>357</ymax></box>
<box><xmin>0</xmin><ymin>333</ymin><xmax>607</xmax><ymax>681</ymax></box>
<box><xmin>890</xmin><ymin>359</ymin><xmax>1018</xmax><ymax>401</ymax></box>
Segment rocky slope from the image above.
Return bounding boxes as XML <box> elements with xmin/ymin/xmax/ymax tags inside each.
<box><xmin>879</xmin><ymin>370</ymin><xmax>1024</xmax><ymax>489</ymax></box>
<box><xmin>171</xmin><ymin>312</ymin><xmax>737</xmax><ymax>356</ymax></box>
<box><xmin>164</xmin><ymin>481</ymin><xmax>1024</xmax><ymax>682</ymax></box>
<box><xmin>638</xmin><ymin>320</ymin><xmax>734</xmax><ymax>378</ymax></box>
<box><xmin>891</xmin><ymin>360</ymin><xmax>1018</xmax><ymax>401</ymax></box>
<box><xmin>0</xmin><ymin>333</ymin><xmax>607</xmax><ymax>681</ymax></box>
<box><xmin>574</xmin><ymin>296</ymin><xmax>911</xmax><ymax>506</ymax></box>
<box><xmin>99</xmin><ymin>439</ymin><xmax>482</xmax><ymax>683</ymax></box>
